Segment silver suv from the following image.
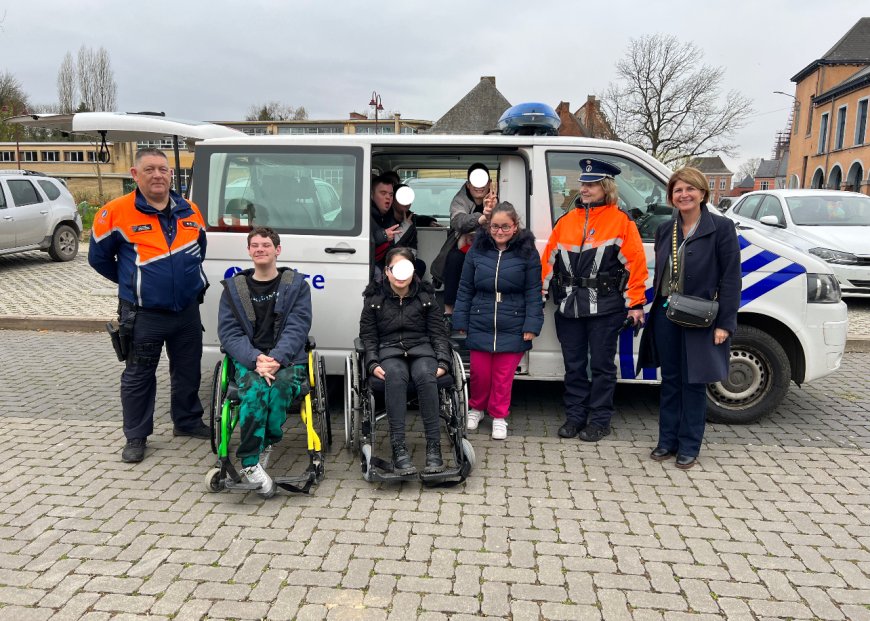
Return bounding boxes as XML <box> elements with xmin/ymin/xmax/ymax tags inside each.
<box><xmin>0</xmin><ymin>170</ymin><xmax>82</xmax><ymax>261</ymax></box>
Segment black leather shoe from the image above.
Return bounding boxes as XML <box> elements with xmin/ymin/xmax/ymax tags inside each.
<box><xmin>173</xmin><ymin>421</ymin><xmax>211</xmax><ymax>439</ymax></box>
<box><xmin>121</xmin><ymin>438</ymin><xmax>146</xmax><ymax>463</ymax></box>
<box><xmin>675</xmin><ymin>454</ymin><xmax>697</xmax><ymax>469</ymax></box>
<box><xmin>578</xmin><ymin>424</ymin><xmax>611</xmax><ymax>443</ymax></box>
<box><xmin>424</xmin><ymin>440</ymin><xmax>445</xmax><ymax>474</ymax></box>
<box><xmin>392</xmin><ymin>443</ymin><xmax>416</xmax><ymax>474</ymax></box>
<box><xmin>650</xmin><ymin>447</ymin><xmax>675</xmax><ymax>461</ymax></box>
<box><xmin>558</xmin><ymin>420</ymin><xmax>583</xmax><ymax>438</ymax></box>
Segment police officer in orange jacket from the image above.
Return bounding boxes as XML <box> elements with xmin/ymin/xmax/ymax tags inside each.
<box><xmin>542</xmin><ymin>159</ymin><xmax>648</xmax><ymax>442</ymax></box>
<box><xmin>89</xmin><ymin>149</ymin><xmax>209</xmax><ymax>463</ymax></box>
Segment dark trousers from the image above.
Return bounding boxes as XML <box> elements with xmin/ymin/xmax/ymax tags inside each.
<box><xmin>652</xmin><ymin>303</ymin><xmax>707</xmax><ymax>457</ymax></box>
<box><xmin>380</xmin><ymin>356</ymin><xmax>441</xmax><ymax>445</ymax></box>
<box><xmin>442</xmin><ymin>246</ymin><xmax>467</xmax><ymax>307</ymax></box>
<box><xmin>120</xmin><ymin>302</ymin><xmax>204</xmax><ymax>439</ymax></box>
<box><xmin>555</xmin><ymin>311</ymin><xmax>625</xmax><ymax>428</ymax></box>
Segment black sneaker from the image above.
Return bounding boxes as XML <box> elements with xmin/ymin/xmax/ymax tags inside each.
<box><xmin>392</xmin><ymin>443</ymin><xmax>416</xmax><ymax>475</ymax></box>
<box><xmin>173</xmin><ymin>421</ymin><xmax>210</xmax><ymax>439</ymax></box>
<box><xmin>578</xmin><ymin>424</ymin><xmax>611</xmax><ymax>443</ymax></box>
<box><xmin>424</xmin><ymin>440</ymin><xmax>444</xmax><ymax>474</ymax></box>
<box><xmin>558</xmin><ymin>420</ymin><xmax>584</xmax><ymax>439</ymax></box>
<box><xmin>121</xmin><ymin>438</ymin><xmax>146</xmax><ymax>463</ymax></box>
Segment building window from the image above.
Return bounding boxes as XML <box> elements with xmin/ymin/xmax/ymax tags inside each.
<box><xmin>818</xmin><ymin>112</ymin><xmax>829</xmax><ymax>153</ymax></box>
<box><xmin>170</xmin><ymin>168</ymin><xmax>192</xmax><ymax>193</ymax></box>
<box><xmin>242</xmin><ymin>127</ymin><xmax>269</xmax><ymax>136</ymax></box>
<box><xmin>760</xmin><ymin>181</ymin><xmax>770</xmax><ymax>190</ymax></box>
<box><xmin>20</xmin><ymin>151</ymin><xmax>38</xmax><ymax>162</ymax></box>
<box><xmin>0</xmin><ymin>151</ymin><xmax>14</xmax><ymax>162</ymax></box>
<box><xmin>856</xmin><ymin>98</ymin><xmax>868</xmax><ymax>145</ymax></box>
<box><xmin>136</xmin><ymin>138</ymin><xmax>175</xmax><ymax>150</ymax></box>
<box><xmin>708</xmin><ymin>179</ymin><xmax>714</xmax><ymax>190</ymax></box>
<box><xmin>719</xmin><ymin>178</ymin><xmax>726</xmax><ymax>190</ymax></box>
<box><xmin>793</xmin><ymin>102</ymin><xmax>801</xmax><ymax>136</ymax></box>
<box><xmin>41</xmin><ymin>151</ymin><xmax>61</xmax><ymax>162</ymax></box>
<box><xmin>64</xmin><ymin>151</ymin><xmax>85</xmax><ymax>162</ymax></box>
<box><xmin>834</xmin><ymin>105</ymin><xmax>847</xmax><ymax>150</ymax></box>
<box><xmin>87</xmin><ymin>151</ymin><xmax>100</xmax><ymax>162</ymax></box>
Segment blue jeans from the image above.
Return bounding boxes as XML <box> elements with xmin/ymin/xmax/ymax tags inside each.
<box><xmin>652</xmin><ymin>302</ymin><xmax>707</xmax><ymax>457</ymax></box>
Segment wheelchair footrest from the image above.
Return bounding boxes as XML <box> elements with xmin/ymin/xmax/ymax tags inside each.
<box><xmin>224</xmin><ymin>480</ymin><xmax>262</xmax><ymax>491</ymax></box>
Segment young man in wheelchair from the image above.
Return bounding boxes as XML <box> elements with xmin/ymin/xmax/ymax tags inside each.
<box><xmin>217</xmin><ymin>226</ymin><xmax>312</xmax><ymax>497</ymax></box>
<box><xmin>359</xmin><ymin>247</ymin><xmax>451</xmax><ymax>475</ymax></box>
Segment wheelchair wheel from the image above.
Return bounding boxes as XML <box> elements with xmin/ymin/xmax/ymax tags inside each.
<box><xmin>204</xmin><ymin>467</ymin><xmax>224</xmax><ymax>492</ymax></box>
<box><xmin>209</xmin><ymin>360</ymin><xmax>226</xmax><ymax>455</ymax></box>
<box><xmin>314</xmin><ymin>352</ymin><xmax>332</xmax><ymax>448</ymax></box>
<box><xmin>451</xmin><ymin>349</ymin><xmax>468</xmax><ymax>428</ymax></box>
<box><xmin>344</xmin><ymin>356</ymin><xmax>355</xmax><ymax>451</ymax></box>
<box><xmin>461</xmin><ymin>438</ymin><xmax>476</xmax><ymax>472</ymax></box>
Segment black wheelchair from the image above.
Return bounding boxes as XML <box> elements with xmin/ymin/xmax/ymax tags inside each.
<box><xmin>204</xmin><ymin>338</ymin><xmax>331</xmax><ymax>495</ymax></box>
<box><xmin>344</xmin><ymin>338</ymin><xmax>475</xmax><ymax>485</ymax></box>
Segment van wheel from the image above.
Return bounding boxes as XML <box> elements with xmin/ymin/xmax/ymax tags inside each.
<box><xmin>706</xmin><ymin>325</ymin><xmax>791</xmax><ymax>424</ymax></box>
<box><xmin>48</xmin><ymin>224</ymin><xmax>79</xmax><ymax>262</ymax></box>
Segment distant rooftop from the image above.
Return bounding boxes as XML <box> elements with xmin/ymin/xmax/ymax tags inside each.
<box><xmin>791</xmin><ymin>17</ymin><xmax>870</xmax><ymax>82</ymax></box>
<box><xmin>429</xmin><ymin>76</ymin><xmax>512</xmax><ymax>135</ymax></box>
<box><xmin>687</xmin><ymin>156</ymin><xmax>732</xmax><ymax>175</ymax></box>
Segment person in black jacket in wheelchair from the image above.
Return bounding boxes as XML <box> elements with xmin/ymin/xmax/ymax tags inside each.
<box><xmin>359</xmin><ymin>247</ymin><xmax>452</xmax><ymax>475</ymax></box>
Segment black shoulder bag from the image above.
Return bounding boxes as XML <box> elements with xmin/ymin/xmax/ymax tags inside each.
<box><xmin>665</xmin><ymin>219</ymin><xmax>719</xmax><ymax>328</ymax></box>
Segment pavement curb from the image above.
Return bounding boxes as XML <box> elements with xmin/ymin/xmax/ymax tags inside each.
<box><xmin>1</xmin><ymin>315</ymin><xmax>868</xmax><ymax>352</ymax></box>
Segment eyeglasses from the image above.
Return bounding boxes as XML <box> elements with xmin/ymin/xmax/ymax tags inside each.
<box><xmin>489</xmin><ymin>223</ymin><xmax>515</xmax><ymax>233</ymax></box>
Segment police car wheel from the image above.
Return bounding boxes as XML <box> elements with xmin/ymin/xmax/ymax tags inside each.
<box><xmin>706</xmin><ymin>325</ymin><xmax>791</xmax><ymax>425</ymax></box>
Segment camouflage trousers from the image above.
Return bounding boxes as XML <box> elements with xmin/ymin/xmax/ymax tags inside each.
<box><xmin>232</xmin><ymin>359</ymin><xmax>307</xmax><ymax>468</ymax></box>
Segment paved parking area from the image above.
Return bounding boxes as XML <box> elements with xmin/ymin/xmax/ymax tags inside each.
<box><xmin>0</xmin><ymin>329</ymin><xmax>868</xmax><ymax>620</ymax></box>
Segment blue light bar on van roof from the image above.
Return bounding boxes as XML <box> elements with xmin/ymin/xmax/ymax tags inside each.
<box><xmin>497</xmin><ymin>102</ymin><xmax>561</xmax><ymax>136</ymax></box>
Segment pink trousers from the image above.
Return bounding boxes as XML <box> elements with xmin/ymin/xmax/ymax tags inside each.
<box><xmin>469</xmin><ymin>350</ymin><xmax>524</xmax><ymax>419</ymax></box>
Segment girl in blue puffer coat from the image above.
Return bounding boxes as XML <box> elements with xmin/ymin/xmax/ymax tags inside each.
<box><xmin>452</xmin><ymin>202</ymin><xmax>544</xmax><ymax>439</ymax></box>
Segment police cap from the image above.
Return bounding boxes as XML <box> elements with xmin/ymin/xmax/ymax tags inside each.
<box><xmin>578</xmin><ymin>158</ymin><xmax>621</xmax><ymax>183</ymax></box>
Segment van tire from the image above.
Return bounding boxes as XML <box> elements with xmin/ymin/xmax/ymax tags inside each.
<box><xmin>706</xmin><ymin>325</ymin><xmax>791</xmax><ymax>425</ymax></box>
<box><xmin>48</xmin><ymin>224</ymin><xmax>79</xmax><ymax>262</ymax></box>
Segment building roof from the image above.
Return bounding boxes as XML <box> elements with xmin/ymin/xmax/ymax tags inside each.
<box><xmin>792</xmin><ymin>17</ymin><xmax>870</xmax><ymax>82</ymax></box>
<box><xmin>755</xmin><ymin>159</ymin><xmax>780</xmax><ymax>179</ymax></box>
<box><xmin>687</xmin><ymin>156</ymin><xmax>732</xmax><ymax>175</ymax></box>
<box><xmin>814</xmin><ymin>64</ymin><xmax>870</xmax><ymax>104</ymax></box>
<box><xmin>736</xmin><ymin>175</ymin><xmax>755</xmax><ymax>189</ymax></box>
<box><xmin>429</xmin><ymin>76</ymin><xmax>511</xmax><ymax>135</ymax></box>
<box><xmin>776</xmin><ymin>154</ymin><xmax>790</xmax><ymax>178</ymax></box>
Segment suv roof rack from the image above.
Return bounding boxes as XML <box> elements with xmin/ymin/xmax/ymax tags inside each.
<box><xmin>0</xmin><ymin>169</ymin><xmax>50</xmax><ymax>177</ymax></box>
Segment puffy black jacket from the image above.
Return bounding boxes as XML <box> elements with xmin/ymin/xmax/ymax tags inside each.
<box><xmin>359</xmin><ymin>278</ymin><xmax>451</xmax><ymax>373</ymax></box>
<box><xmin>452</xmin><ymin>229</ymin><xmax>544</xmax><ymax>352</ymax></box>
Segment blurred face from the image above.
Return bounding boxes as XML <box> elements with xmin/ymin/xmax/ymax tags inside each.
<box><xmin>371</xmin><ymin>182</ymin><xmax>394</xmax><ymax>214</ymax></box>
<box><xmin>466</xmin><ymin>177</ymin><xmax>490</xmax><ymax>203</ymax></box>
<box><xmin>489</xmin><ymin>212</ymin><xmax>517</xmax><ymax>246</ymax></box>
<box><xmin>247</xmin><ymin>234</ymin><xmax>280</xmax><ymax>267</ymax></box>
<box><xmin>670</xmin><ymin>180</ymin><xmax>704</xmax><ymax>214</ymax></box>
<box><xmin>131</xmin><ymin>154</ymin><xmax>172</xmax><ymax>206</ymax></box>
<box><xmin>579</xmin><ymin>181</ymin><xmax>605</xmax><ymax>203</ymax></box>
<box><xmin>385</xmin><ymin>256</ymin><xmax>413</xmax><ymax>291</ymax></box>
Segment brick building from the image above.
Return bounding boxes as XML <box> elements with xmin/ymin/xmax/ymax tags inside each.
<box><xmin>686</xmin><ymin>156</ymin><xmax>733</xmax><ymax>205</ymax></box>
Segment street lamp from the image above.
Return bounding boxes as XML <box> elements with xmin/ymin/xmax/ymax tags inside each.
<box><xmin>773</xmin><ymin>90</ymin><xmax>797</xmax><ymax>101</ymax></box>
<box><xmin>369</xmin><ymin>91</ymin><xmax>384</xmax><ymax>135</ymax></box>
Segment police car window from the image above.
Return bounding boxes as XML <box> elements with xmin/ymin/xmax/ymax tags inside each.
<box><xmin>546</xmin><ymin>152</ymin><xmax>669</xmax><ymax>241</ymax></box>
<box><xmin>734</xmin><ymin>195</ymin><xmax>763</xmax><ymax>218</ymax></box>
<box><xmin>205</xmin><ymin>149</ymin><xmax>361</xmax><ymax>235</ymax></box>
<box><xmin>399</xmin><ymin>169</ymin><xmax>472</xmax><ymax>225</ymax></box>
<box><xmin>7</xmin><ymin>180</ymin><xmax>43</xmax><ymax>207</ymax></box>
<box><xmin>755</xmin><ymin>196</ymin><xmax>785</xmax><ymax>224</ymax></box>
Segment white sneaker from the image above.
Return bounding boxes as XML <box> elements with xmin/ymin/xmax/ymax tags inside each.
<box><xmin>259</xmin><ymin>445</ymin><xmax>273</xmax><ymax>468</ymax></box>
<box><xmin>467</xmin><ymin>409</ymin><xmax>484</xmax><ymax>431</ymax></box>
<box><xmin>491</xmin><ymin>418</ymin><xmax>508</xmax><ymax>440</ymax></box>
<box><xmin>242</xmin><ymin>463</ymin><xmax>276</xmax><ymax>498</ymax></box>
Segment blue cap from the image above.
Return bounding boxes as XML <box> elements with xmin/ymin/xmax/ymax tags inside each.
<box><xmin>578</xmin><ymin>158</ymin><xmax>621</xmax><ymax>183</ymax></box>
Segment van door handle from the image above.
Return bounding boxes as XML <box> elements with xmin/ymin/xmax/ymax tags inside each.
<box><xmin>324</xmin><ymin>247</ymin><xmax>356</xmax><ymax>254</ymax></box>
<box><xmin>2</xmin><ymin>215</ymin><xmax>12</xmax><ymax>220</ymax></box>
<box><xmin>40</xmin><ymin>210</ymin><xmax>49</xmax><ymax>215</ymax></box>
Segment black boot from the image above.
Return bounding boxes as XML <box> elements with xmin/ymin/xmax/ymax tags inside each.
<box><xmin>424</xmin><ymin>440</ymin><xmax>444</xmax><ymax>474</ymax></box>
<box><xmin>392</xmin><ymin>443</ymin><xmax>416</xmax><ymax>475</ymax></box>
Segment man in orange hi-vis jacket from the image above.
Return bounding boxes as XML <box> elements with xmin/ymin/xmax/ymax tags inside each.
<box><xmin>542</xmin><ymin>158</ymin><xmax>648</xmax><ymax>443</ymax></box>
<box><xmin>89</xmin><ymin>149</ymin><xmax>209</xmax><ymax>463</ymax></box>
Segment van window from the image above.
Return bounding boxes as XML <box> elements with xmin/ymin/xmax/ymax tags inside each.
<box><xmin>203</xmin><ymin>148</ymin><xmax>362</xmax><ymax>235</ymax></box>
<box><xmin>37</xmin><ymin>179</ymin><xmax>62</xmax><ymax>201</ymax></box>
<box><xmin>546</xmin><ymin>152</ymin><xmax>670</xmax><ymax>241</ymax></box>
<box><xmin>400</xmin><ymin>169</ymin><xmax>471</xmax><ymax>225</ymax></box>
<box><xmin>7</xmin><ymin>180</ymin><xmax>43</xmax><ymax>207</ymax></box>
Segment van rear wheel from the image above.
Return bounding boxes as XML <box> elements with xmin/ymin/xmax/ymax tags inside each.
<box><xmin>706</xmin><ymin>325</ymin><xmax>790</xmax><ymax>424</ymax></box>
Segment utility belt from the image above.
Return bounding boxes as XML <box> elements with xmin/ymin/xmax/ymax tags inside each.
<box><xmin>106</xmin><ymin>299</ymin><xmax>137</xmax><ymax>362</ymax></box>
<box><xmin>555</xmin><ymin>269</ymin><xmax>628</xmax><ymax>295</ymax></box>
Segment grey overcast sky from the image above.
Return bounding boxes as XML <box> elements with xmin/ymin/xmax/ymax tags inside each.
<box><xmin>2</xmin><ymin>0</ymin><xmax>867</xmax><ymax>173</ymax></box>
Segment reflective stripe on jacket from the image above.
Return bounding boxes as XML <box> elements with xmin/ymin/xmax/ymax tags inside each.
<box><xmin>88</xmin><ymin>189</ymin><xmax>207</xmax><ymax>311</ymax></box>
<box><xmin>541</xmin><ymin>203</ymin><xmax>648</xmax><ymax>318</ymax></box>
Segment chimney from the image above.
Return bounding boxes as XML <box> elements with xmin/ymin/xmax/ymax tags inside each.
<box><xmin>481</xmin><ymin>76</ymin><xmax>496</xmax><ymax>86</ymax></box>
<box><xmin>556</xmin><ymin>101</ymin><xmax>570</xmax><ymax>114</ymax></box>
<box><xmin>349</xmin><ymin>112</ymin><xmax>366</xmax><ymax>120</ymax></box>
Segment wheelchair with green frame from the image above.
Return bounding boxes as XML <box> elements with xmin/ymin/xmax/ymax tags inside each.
<box><xmin>204</xmin><ymin>337</ymin><xmax>331</xmax><ymax>495</ymax></box>
<box><xmin>344</xmin><ymin>338</ymin><xmax>474</xmax><ymax>485</ymax></box>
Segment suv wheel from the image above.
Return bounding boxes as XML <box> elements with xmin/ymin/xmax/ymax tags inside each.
<box><xmin>48</xmin><ymin>224</ymin><xmax>79</xmax><ymax>262</ymax></box>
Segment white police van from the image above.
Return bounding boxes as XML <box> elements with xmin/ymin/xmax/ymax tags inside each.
<box><xmin>17</xmin><ymin>110</ymin><xmax>844</xmax><ymax>424</ymax></box>
<box><xmin>190</xmin><ymin>117</ymin><xmax>846</xmax><ymax>425</ymax></box>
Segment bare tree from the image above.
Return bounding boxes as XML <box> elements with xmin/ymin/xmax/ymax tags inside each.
<box><xmin>0</xmin><ymin>71</ymin><xmax>30</xmax><ymax>141</ymax></box>
<box><xmin>245</xmin><ymin>101</ymin><xmax>308</xmax><ymax>121</ymax></box>
<box><xmin>602</xmin><ymin>34</ymin><xmax>753</xmax><ymax>166</ymax></box>
<box><xmin>737</xmin><ymin>157</ymin><xmax>762</xmax><ymax>182</ymax></box>
<box><xmin>57</xmin><ymin>52</ymin><xmax>77</xmax><ymax>114</ymax></box>
<box><xmin>77</xmin><ymin>45</ymin><xmax>96</xmax><ymax>111</ymax></box>
<box><xmin>75</xmin><ymin>45</ymin><xmax>117</xmax><ymax>112</ymax></box>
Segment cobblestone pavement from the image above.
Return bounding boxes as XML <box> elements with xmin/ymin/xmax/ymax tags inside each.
<box><xmin>0</xmin><ymin>330</ymin><xmax>868</xmax><ymax>620</ymax></box>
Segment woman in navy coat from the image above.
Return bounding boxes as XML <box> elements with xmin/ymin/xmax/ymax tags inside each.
<box><xmin>637</xmin><ymin>167</ymin><xmax>741</xmax><ymax>469</ymax></box>
<box><xmin>452</xmin><ymin>202</ymin><xmax>544</xmax><ymax>440</ymax></box>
